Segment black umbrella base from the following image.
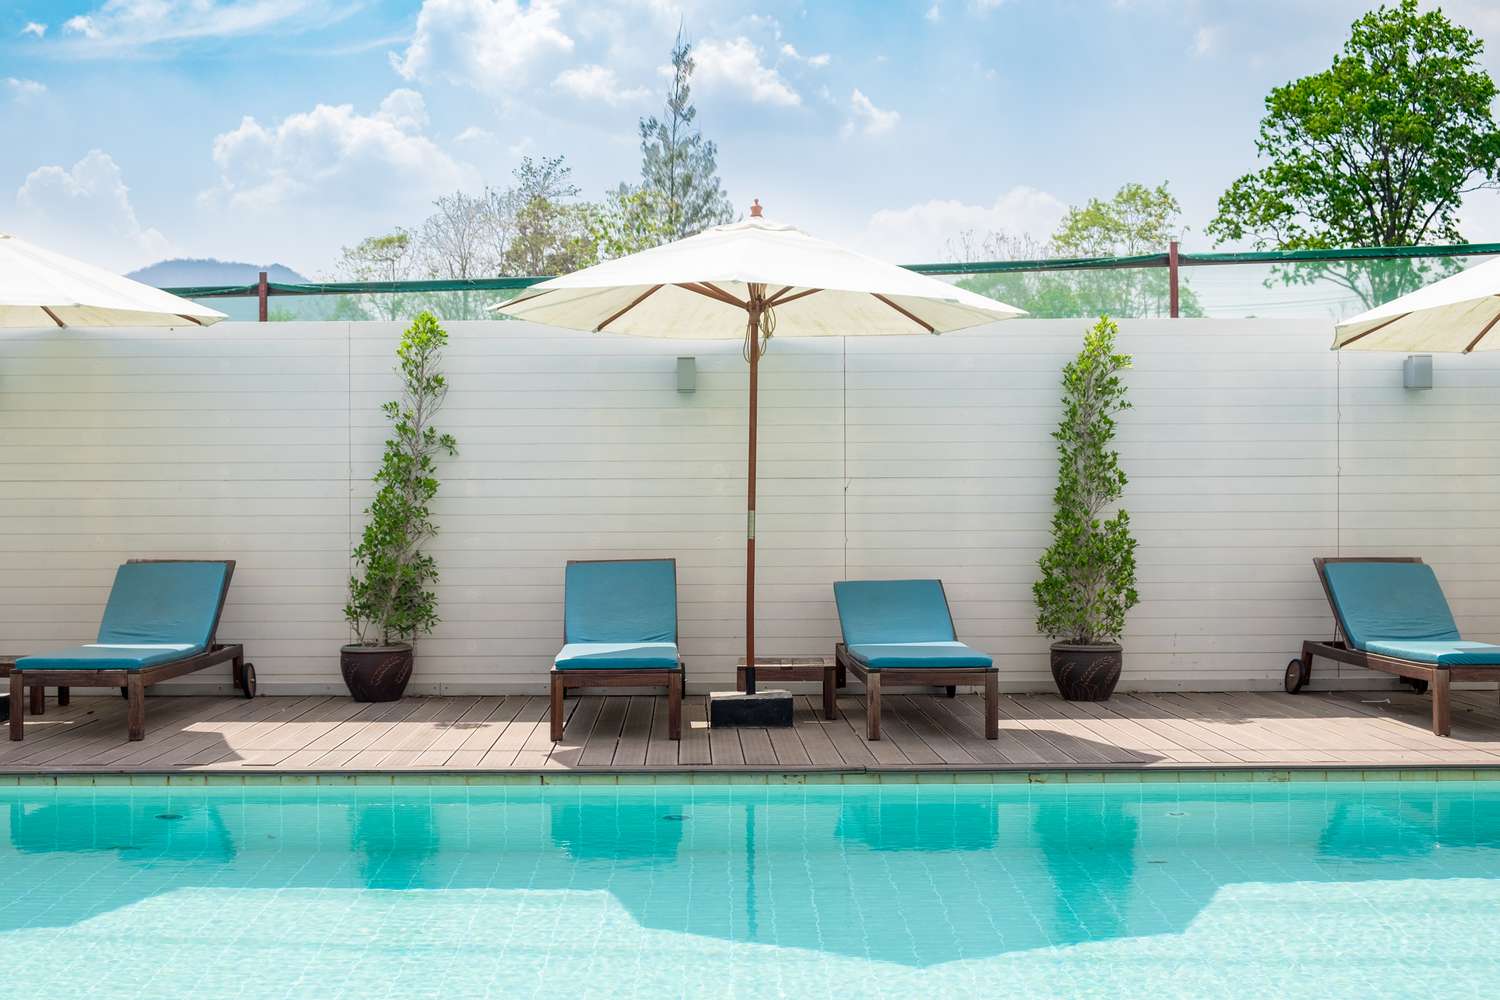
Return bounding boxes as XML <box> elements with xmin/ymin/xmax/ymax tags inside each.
<box><xmin>709</xmin><ymin>689</ymin><xmax>793</xmax><ymax>728</ymax></box>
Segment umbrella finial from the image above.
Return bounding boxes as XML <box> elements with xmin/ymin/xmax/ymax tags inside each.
<box><xmin>749</xmin><ymin>199</ymin><xmax>763</xmax><ymax>218</ymax></box>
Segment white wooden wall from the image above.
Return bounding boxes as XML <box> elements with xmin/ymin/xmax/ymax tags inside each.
<box><xmin>1</xmin><ymin>318</ymin><xmax>1496</xmax><ymax>694</ymax></box>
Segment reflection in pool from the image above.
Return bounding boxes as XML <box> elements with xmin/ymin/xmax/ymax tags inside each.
<box><xmin>4</xmin><ymin>779</ymin><xmax>1500</xmax><ymax>998</ymax></box>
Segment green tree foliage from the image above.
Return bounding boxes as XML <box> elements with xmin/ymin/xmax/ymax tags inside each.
<box><xmin>336</xmin><ymin>230</ymin><xmax>421</xmax><ymax>321</ymax></box>
<box><xmin>1034</xmin><ymin>317</ymin><xmax>1139</xmax><ymax>646</ymax></box>
<box><xmin>958</xmin><ymin>183</ymin><xmax>1201</xmax><ymax>318</ymax></box>
<box><xmin>1207</xmin><ymin>0</ymin><xmax>1500</xmax><ymax>306</ymax></box>
<box><xmin>501</xmin><ymin>155</ymin><xmax>598</xmax><ymax>276</ymax></box>
<box><xmin>589</xmin><ymin>185</ymin><xmax>675</xmax><ymax>260</ymax></box>
<box><xmin>634</xmin><ymin>30</ymin><xmax>734</xmax><ymax>241</ymax></box>
<box><xmin>346</xmin><ymin>312</ymin><xmax>458</xmax><ymax>645</ymax></box>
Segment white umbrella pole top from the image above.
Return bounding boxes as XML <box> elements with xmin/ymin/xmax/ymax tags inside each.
<box><xmin>492</xmin><ymin>201</ymin><xmax>1023</xmax><ymax>690</ymax></box>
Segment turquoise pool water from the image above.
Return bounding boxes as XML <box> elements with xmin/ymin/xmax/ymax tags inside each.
<box><xmin>3</xmin><ymin>779</ymin><xmax>1500</xmax><ymax>998</ymax></box>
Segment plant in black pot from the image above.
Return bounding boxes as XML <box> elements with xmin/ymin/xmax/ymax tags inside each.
<box><xmin>1034</xmin><ymin>316</ymin><xmax>1138</xmax><ymax>702</ymax></box>
<box><xmin>342</xmin><ymin>311</ymin><xmax>458</xmax><ymax>702</ymax></box>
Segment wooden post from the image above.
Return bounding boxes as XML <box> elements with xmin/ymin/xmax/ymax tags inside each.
<box><xmin>1168</xmin><ymin>240</ymin><xmax>1180</xmax><ymax>319</ymax></box>
<box><xmin>8</xmin><ymin>672</ymin><xmax>22</xmax><ymax>741</ymax></box>
<box><xmin>257</xmin><ymin>270</ymin><xmax>269</xmax><ymax>323</ymax></box>
<box><xmin>744</xmin><ymin>292</ymin><xmax>761</xmax><ymax>696</ymax></box>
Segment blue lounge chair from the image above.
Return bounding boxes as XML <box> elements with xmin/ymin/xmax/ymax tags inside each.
<box><xmin>833</xmin><ymin>579</ymin><xmax>998</xmax><ymax>741</ymax></box>
<box><xmin>1288</xmin><ymin>557</ymin><xmax>1500</xmax><ymax>736</ymax></box>
<box><xmin>551</xmin><ymin>559</ymin><xmax>684</xmax><ymax>742</ymax></box>
<box><xmin>9</xmin><ymin>559</ymin><xmax>253</xmax><ymax>742</ymax></box>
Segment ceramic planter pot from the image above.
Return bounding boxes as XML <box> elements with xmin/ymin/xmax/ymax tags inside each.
<box><xmin>1049</xmin><ymin>642</ymin><xmax>1122</xmax><ymax>701</ymax></box>
<box><xmin>340</xmin><ymin>642</ymin><xmax>414</xmax><ymax>702</ymax></box>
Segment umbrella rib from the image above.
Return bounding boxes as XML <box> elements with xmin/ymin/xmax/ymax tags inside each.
<box><xmin>872</xmin><ymin>293</ymin><xmax>934</xmax><ymax>333</ymax></box>
<box><xmin>595</xmin><ymin>284</ymin><xmax>663</xmax><ymax>332</ymax></box>
<box><xmin>700</xmin><ymin>281</ymin><xmax>748</xmax><ymax>308</ymax></box>
<box><xmin>1337</xmin><ymin>311</ymin><xmax>1409</xmax><ymax>349</ymax></box>
<box><xmin>766</xmin><ymin>287</ymin><xmax>820</xmax><ymax>308</ymax></box>
<box><xmin>1463</xmin><ymin>300</ymin><xmax>1500</xmax><ymax>353</ymax></box>
<box><xmin>176</xmin><ymin>314</ymin><xmax>204</xmax><ymax>327</ymax></box>
<box><xmin>676</xmin><ymin>282</ymin><xmax>747</xmax><ymax>310</ymax></box>
<box><xmin>40</xmin><ymin>306</ymin><xmax>65</xmax><ymax>328</ymax></box>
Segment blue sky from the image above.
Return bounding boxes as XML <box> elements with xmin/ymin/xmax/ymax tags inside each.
<box><xmin>3</xmin><ymin>0</ymin><xmax>1500</xmax><ymax>275</ymax></box>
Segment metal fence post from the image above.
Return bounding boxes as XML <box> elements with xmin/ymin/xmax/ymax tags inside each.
<box><xmin>1168</xmin><ymin>241</ymin><xmax>1180</xmax><ymax>319</ymax></box>
<box><xmin>257</xmin><ymin>271</ymin><xmax>269</xmax><ymax>323</ymax></box>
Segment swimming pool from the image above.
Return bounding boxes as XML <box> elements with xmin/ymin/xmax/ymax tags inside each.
<box><xmin>3</xmin><ymin>778</ymin><xmax>1499</xmax><ymax>998</ymax></box>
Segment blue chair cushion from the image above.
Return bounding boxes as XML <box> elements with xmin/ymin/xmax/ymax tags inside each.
<box><xmin>834</xmin><ymin>580</ymin><xmax>956</xmax><ymax>645</ymax></box>
<box><xmin>847</xmin><ymin>641</ymin><xmax>992</xmax><ymax>669</ymax></box>
<box><xmin>564</xmin><ymin>560</ymin><xmax>677</xmax><ymax>644</ymax></box>
<box><xmin>96</xmin><ymin>561</ymin><xmax>232</xmax><ymax>649</ymax></box>
<box><xmin>1322</xmin><ymin>562</ymin><xmax>1460</xmax><ymax>652</ymax></box>
<box><xmin>17</xmin><ymin>643</ymin><xmax>199</xmax><ymax>671</ymax></box>
<box><xmin>1365</xmin><ymin>640</ymin><xmax>1500</xmax><ymax>667</ymax></box>
<box><xmin>555</xmin><ymin>642</ymin><xmax>680</xmax><ymax>669</ymax></box>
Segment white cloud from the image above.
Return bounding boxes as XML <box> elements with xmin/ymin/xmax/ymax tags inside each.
<box><xmin>13</xmin><ymin>150</ymin><xmax>172</xmax><ymax>270</ymax></box>
<box><xmin>55</xmin><ymin>1</ymin><xmax>340</xmax><ymax>52</ymax></box>
<box><xmin>454</xmin><ymin>125</ymin><xmax>495</xmax><ymax>143</ymax></box>
<box><xmin>692</xmin><ymin>37</ymin><xmax>800</xmax><ymax>107</ymax></box>
<box><xmin>5</xmin><ymin>77</ymin><xmax>46</xmax><ymax>101</ymax></box>
<box><xmin>780</xmin><ymin>43</ymin><xmax>830</xmax><ymax>67</ymax></box>
<box><xmin>553</xmin><ymin>63</ymin><xmax>650</xmax><ymax>105</ymax></box>
<box><xmin>969</xmin><ymin>0</ymin><xmax>1004</xmax><ymax>11</ymax></box>
<box><xmin>20</xmin><ymin>21</ymin><xmax>46</xmax><ymax>38</ymax></box>
<box><xmin>864</xmin><ymin>186</ymin><xmax>1069</xmax><ymax>262</ymax></box>
<box><xmin>393</xmin><ymin>0</ymin><xmax>574</xmax><ymax>94</ymax></box>
<box><xmin>1192</xmin><ymin>25</ymin><xmax>1220</xmax><ymax>57</ymax></box>
<box><xmin>201</xmin><ymin>89</ymin><xmax>477</xmax><ymax>216</ymax></box>
<box><xmin>843</xmin><ymin>89</ymin><xmax>899</xmax><ymax>137</ymax></box>
<box><xmin>925</xmin><ymin>3</ymin><xmax>941</xmax><ymax>21</ymax></box>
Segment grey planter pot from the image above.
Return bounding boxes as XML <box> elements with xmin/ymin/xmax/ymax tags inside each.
<box><xmin>1050</xmin><ymin>642</ymin><xmax>1123</xmax><ymax>702</ymax></box>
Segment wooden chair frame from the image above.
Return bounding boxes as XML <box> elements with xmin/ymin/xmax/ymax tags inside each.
<box><xmin>833</xmin><ymin>580</ymin><xmax>999</xmax><ymax>741</ymax></box>
<box><xmin>551</xmin><ymin>558</ymin><xmax>684</xmax><ymax>742</ymax></box>
<box><xmin>1292</xmin><ymin>556</ymin><xmax>1500</xmax><ymax>737</ymax></box>
<box><xmin>9</xmin><ymin>559</ymin><xmax>253</xmax><ymax>742</ymax></box>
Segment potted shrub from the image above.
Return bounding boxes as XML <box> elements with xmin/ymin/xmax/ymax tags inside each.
<box><xmin>342</xmin><ymin>312</ymin><xmax>458</xmax><ymax>702</ymax></box>
<box><xmin>1034</xmin><ymin>316</ymin><xmax>1139</xmax><ymax>701</ymax></box>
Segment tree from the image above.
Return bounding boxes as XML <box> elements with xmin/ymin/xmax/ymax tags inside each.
<box><xmin>636</xmin><ymin>30</ymin><xmax>734</xmax><ymax>241</ymax></box>
<box><xmin>1207</xmin><ymin>0</ymin><xmax>1500</xmax><ymax>306</ymax></box>
<box><xmin>501</xmin><ymin>155</ymin><xmax>598</xmax><ymax>276</ymax></box>
<box><xmin>955</xmin><ymin>182</ymin><xmax>1202</xmax><ymax>318</ymax></box>
<box><xmin>590</xmin><ymin>185</ymin><xmax>675</xmax><ymax>260</ymax></box>
<box><xmin>419</xmin><ymin>190</ymin><xmax>498</xmax><ymax>279</ymax></box>
<box><xmin>336</xmin><ymin>230</ymin><xmax>419</xmax><ymax>321</ymax></box>
<box><xmin>1034</xmin><ymin>316</ymin><xmax>1138</xmax><ymax>646</ymax></box>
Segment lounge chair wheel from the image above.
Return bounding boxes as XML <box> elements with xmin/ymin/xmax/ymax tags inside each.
<box><xmin>1284</xmin><ymin>658</ymin><xmax>1310</xmax><ymax>694</ymax></box>
<box><xmin>240</xmin><ymin>663</ymin><xmax>257</xmax><ymax>699</ymax></box>
<box><xmin>1400</xmin><ymin>676</ymin><xmax>1429</xmax><ymax>695</ymax></box>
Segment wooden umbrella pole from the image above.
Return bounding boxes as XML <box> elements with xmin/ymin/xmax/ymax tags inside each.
<box><xmin>745</xmin><ymin>291</ymin><xmax>762</xmax><ymax>695</ymax></box>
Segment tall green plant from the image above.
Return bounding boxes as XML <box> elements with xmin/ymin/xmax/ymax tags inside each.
<box><xmin>1034</xmin><ymin>317</ymin><xmax>1138</xmax><ymax>645</ymax></box>
<box><xmin>345</xmin><ymin>312</ymin><xmax>458</xmax><ymax>645</ymax></box>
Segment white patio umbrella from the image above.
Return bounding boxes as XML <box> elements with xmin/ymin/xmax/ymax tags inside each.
<box><xmin>494</xmin><ymin>202</ymin><xmax>1023</xmax><ymax>692</ymax></box>
<box><xmin>0</xmin><ymin>232</ymin><xmax>227</xmax><ymax>328</ymax></box>
<box><xmin>1334</xmin><ymin>255</ymin><xmax>1500</xmax><ymax>352</ymax></box>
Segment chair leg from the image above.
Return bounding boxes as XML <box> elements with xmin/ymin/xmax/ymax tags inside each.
<box><xmin>668</xmin><ymin>671</ymin><xmax>683</xmax><ymax>740</ymax></box>
<box><xmin>57</xmin><ymin>686</ymin><xmax>69</xmax><ymax>707</ymax></box>
<box><xmin>550</xmin><ymin>672</ymin><xmax>564</xmax><ymax>742</ymax></box>
<box><xmin>8</xmin><ymin>672</ymin><xmax>22</xmax><ymax>741</ymax></box>
<box><xmin>1431</xmin><ymin>668</ymin><xmax>1451</xmax><ymax>737</ymax></box>
<box><xmin>126</xmin><ymin>674</ymin><xmax>146</xmax><ymax>742</ymax></box>
<box><xmin>984</xmin><ymin>671</ymin><xmax>999</xmax><ymax>740</ymax></box>
<box><xmin>945</xmin><ymin>685</ymin><xmax>957</xmax><ymax>698</ymax></box>
<box><xmin>822</xmin><ymin>665</ymin><xmax>837</xmax><ymax>720</ymax></box>
<box><xmin>29</xmin><ymin>684</ymin><xmax>43</xmax><ymax>717</ymax></box>
<box><xmin>866</xmin><ymin>672</ymin><xmax>881</xmax><ymax>741</ymax></box>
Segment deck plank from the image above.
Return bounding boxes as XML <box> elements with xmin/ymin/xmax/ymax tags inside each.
<box><xmin>5</xmin><ymin>690</ymin><xmax>1500</xmax><ymax>774</ymax></box>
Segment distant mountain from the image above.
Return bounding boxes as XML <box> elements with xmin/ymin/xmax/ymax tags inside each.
<box><xmin>126</xmin><ymin>258</ymin><xmax>310</xmax><ymax>288</ymax></box>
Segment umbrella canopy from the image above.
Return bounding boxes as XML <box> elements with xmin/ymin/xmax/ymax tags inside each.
<box><xmin>0</xmin><ymin>232</ymin><xmax>227</xmax><ymax>328</ymax></box>
<box><xmin>1334</xmin><ymin>255</ymin><xmax>1500</xmax><ymax>352</ymax></box>
<box><xmin>495</xmin><ymin>203</ymin><xmax>1022</xmax><ymax>694</ymax></box>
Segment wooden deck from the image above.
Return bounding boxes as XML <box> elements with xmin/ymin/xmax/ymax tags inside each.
<box><xmin>6</xmin><ymin>688</ymin><xmax>1500</xmax><ymax>774</ymax></box>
